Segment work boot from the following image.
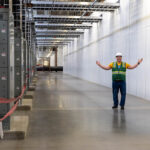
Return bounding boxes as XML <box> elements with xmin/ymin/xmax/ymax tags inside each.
<box><xmin>121</xmin><ymin>106</ymin><xmax>124</xmax><ymax>110</ymax></box>
<box><xmin>112</xmin><ymin>106</ymin><xmax>118</xmax><ymax>109</ymax></box>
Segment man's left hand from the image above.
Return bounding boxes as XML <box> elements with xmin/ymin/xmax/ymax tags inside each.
<box><xmin>138</xmin><ymin>58</ymin><xmax>143</xmax><ymax>64</ymax></box>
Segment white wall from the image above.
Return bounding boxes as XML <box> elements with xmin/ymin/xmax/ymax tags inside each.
<box><xmin>63</xmin><ymin>0</ymin><xmax>150</xmax><ymax>100</ymax></box>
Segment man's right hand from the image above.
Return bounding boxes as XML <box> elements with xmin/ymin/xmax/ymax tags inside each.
<box><xmin>96</xmin><ymin>61</ymin><xmax>111</xmax><ymax>70</ymax></box>
<box><xmin>96</xmin><ymin>61</ymin><xmax>100</xmax><ymax>66</ymax></box>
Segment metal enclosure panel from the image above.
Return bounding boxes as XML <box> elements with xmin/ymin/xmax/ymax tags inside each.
<box><xmin>0</xmin><ymin>9</ymin><xmax>14</xmax><ymax>130</ymax></box>
<box><xmin>15</xmin><ymin>51</ymin><xmax>21</xmax><ymax>66</ymax></box>
<box><xmin>0</xmin><ymin>43</ymin><xmax>8</xmax><ymax>67</ymax></box>
<box><xmin>15</xmin><ymin>85</ymin><xmax>21</xmax><ymax>97</ymax></box>
<box><xmin>0</xmin><ymin>8</ymin><xmax>9</xmax><ymax>21</ymax></box>
<box><xmin>15</xmin><ymin>67</ymin><xmax>21</xmax><ymax>81</ymax></box>
<box><xmin>14</xmin><ymin>35</ymin><xmax>21</xmax><ymax>67</ymax></box>
<box><xmin>0</xmin><ymin>66</ymin><xmax>8</xmax><ymax>98</ymax></box>
<box><xmin>0</xmin><ymin>13</ymin><xmax>9</xmax><ymax>20</ymax></box>
<box><xmin>21</xmin><ymin>37</ymin><xmax>25</xmax><ymax>88</ymax></box>
<box><xmin>0</xmin><ymin>68</ymin><xmax>9</xmax><ymax>127</ymax></box>
<box><xmin>0</xmin><ymin>68</ymin><xmax>10</xmax><ymax>129</ymax></box>
<box><xmin>8</xmin><ymin>15</ymin><xmax>14</xmax><ymax>99</ymax></box>
<box><xmin>15</xmin><ymin>67</ymin><xmax>21</xmax><ymax>90</ymax></box>
<box><xmin>0</xmin><ymin>21</ymin><xmax>8</xmax><ymax>43</ymax></box>
<box><xmin>14</xmin><ymin>29</ymin><xmax>22</xmax><ymax>97</ymax></box>
<box><xmin>23</xmin><ymin>40</ymin><xmax>27</xmax><ymax>84</ymax></box>
<box><xmin>0</xmin><ymin>104</ymin><xmax>9</xmax><ymax>114</ymax></box>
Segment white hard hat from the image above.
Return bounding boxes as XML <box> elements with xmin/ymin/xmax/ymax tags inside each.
<box><xmin>116</xmin><ymin>52</ymin><xmax>123</xmax><ymax>57</ymax></box>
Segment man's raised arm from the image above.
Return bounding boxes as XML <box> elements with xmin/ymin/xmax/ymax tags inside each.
<box><xmin>96</xmin><ymin>61</ymin><xmax>112</xmax><ymax>70</ymax></box>
<box><xmin>127</xmin><ymin>58</ymin><xmax>143</xmax><ymax>69</ymax></box>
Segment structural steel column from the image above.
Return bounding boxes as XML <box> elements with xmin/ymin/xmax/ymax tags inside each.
<box><xmin>55</xmin><ymin>47</ymin><xmax>58</xmax><ymax>67</ymax></box>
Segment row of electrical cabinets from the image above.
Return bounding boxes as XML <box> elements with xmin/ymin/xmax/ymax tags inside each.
<box><xmin>0</xmin><ymin>8</ymin><xmax>36</xmax><ymax>130</ymax></box>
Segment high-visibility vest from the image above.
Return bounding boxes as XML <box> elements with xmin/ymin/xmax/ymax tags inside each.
<box><xmin>112</xmin><ymin>62</ymin><xmax>126</xmax><ymax>81</ymax></box>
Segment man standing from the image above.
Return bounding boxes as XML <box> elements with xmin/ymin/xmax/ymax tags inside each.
<box><xmin>96</xmin><ymin>52</ymin><xmax>143</xmax><ymax>110</ymax></box>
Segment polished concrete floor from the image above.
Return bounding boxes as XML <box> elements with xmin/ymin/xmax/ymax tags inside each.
<box><xmin>1</xmin><ymin>72</ymin><xmax>150</xmax><ymax>150</ymax></box>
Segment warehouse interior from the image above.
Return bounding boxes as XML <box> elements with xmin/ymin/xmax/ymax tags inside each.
<box><xmin>0</xmin><ymin>0</ymin><xmax>150</xmax><ymax>150</ymax></box>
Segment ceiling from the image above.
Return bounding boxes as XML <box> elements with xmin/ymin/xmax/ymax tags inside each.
<box><xmin>30</xmin><ymin>0</ymin><xmax>119</xmax><ymax>47</ymax></box>
<box><xmin>1</xmin><ymin>0</ymin><xmax>120</xmax><ymax>55</ymax></box>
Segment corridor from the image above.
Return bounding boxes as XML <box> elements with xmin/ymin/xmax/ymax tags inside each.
<box><xmin>1</xmin><ymin>72</ymin><xmax>150</xmax><ymax>150</ymax></box>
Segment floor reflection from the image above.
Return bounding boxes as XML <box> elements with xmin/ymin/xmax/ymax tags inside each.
<box><xmin>112</xmin><ymin>109</ymin><xmax>126</xmax><ymax>133</ymax></box>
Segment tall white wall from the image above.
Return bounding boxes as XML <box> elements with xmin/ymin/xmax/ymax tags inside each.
<box><xmin>63</xmin><ymin>0</ymin><xmax>150</xmax><ymax>100</ymax></box>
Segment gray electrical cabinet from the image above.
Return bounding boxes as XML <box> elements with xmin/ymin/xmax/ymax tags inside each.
<box><xmin>23</xmin><ymin>39</ymin><xmax>27</xmax><ymax>86</ymax></box>
<box><xmin>0</xmin><ymin>8</ymin><xmax>14</xmax><ymax>130</ymax></box>
<box><xmin>14</xmin><ymin>28</ymin><xmax>22</xmax><ymax>97</ymax></box>
<box><xmin>21</xmin><ymin>38</ymin><xmax>25</xmax><ymax>89</ymax></box>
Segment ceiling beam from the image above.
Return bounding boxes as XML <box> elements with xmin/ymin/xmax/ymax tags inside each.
<box><xmin>36</xmin><ymin>34</ymin><xmax>80</xmax><ymax>38</ymax></box>
<box><xmin>35</xmin><ymin>23</ymin><xmax>92</xmax><ymax>30</ymax></box>
<box><xmin>30</xmin><ymin>1</ymin><xmax>120</xmax><ymax>12</ymax></box>
<box><xmin>33</xmin><ymin>15</ymin><xmax>102</xmax><ymax>23</ymax></box>
<box><xmin>35</xmin><ymin>29</ymin><xmax>84</xmax><ymax>34</ymax></box>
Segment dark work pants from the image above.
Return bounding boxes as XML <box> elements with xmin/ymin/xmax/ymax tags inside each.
<box><xmin>112</xmin><ymin>81</ymin><xmax>126</xmax><ymax>107</ymax></box>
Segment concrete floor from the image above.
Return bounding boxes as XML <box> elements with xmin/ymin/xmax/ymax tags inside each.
<box><xmin>1</xmin><ymin>71</ymin><xmax>150</xmax><ymax>150</ymax></box>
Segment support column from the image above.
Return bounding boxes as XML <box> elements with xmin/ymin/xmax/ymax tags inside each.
<box><xmin>55</xmin><ymin>47</ymin><xmax>58</xmax><ymax>68</ymax></box>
